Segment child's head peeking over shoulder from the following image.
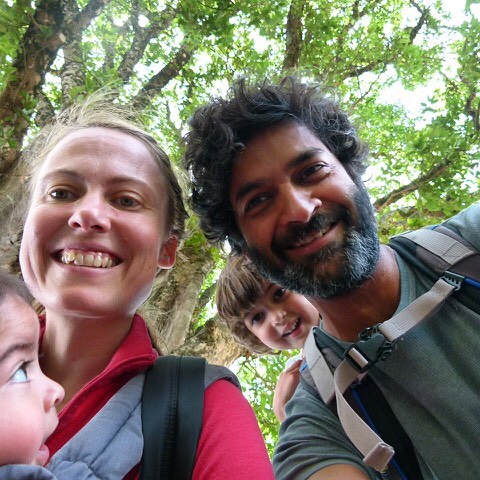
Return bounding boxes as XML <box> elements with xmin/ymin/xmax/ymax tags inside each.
<box><xmin>216</xmin><ymin>255</ymin><xmax>320</xmax><ymax>354</ymax></box>
<box><xmin>0</xmin><ymin>271</ymin><xmax>64</xmax><ymax>467</ymax></box>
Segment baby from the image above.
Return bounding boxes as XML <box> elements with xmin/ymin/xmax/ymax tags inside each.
<box><xmin>216</xmin><ymin>255</ymin><xmax>320</xmax><ymax>421</ymax></box>
<box><xmin>0</xmin><ymin>271</ymin><xmax>64</xmax><ymax>476</ymax></box>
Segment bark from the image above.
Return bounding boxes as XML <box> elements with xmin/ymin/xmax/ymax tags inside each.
<box><xmin>143</xmin><ymin>240</ymin><xmax>216</xmax><ymax>354</ymax></box>
<box><xmin>175</xmin><ymin>316</ymin><xmax>249</xmax><ymax>367</ymax></box>
<box><xmin>0</xmin><ymin>162</ymin><xmax>29</xmax><ymax>271</ymax></box>
<box><xmin>0</xmin><ymin>0</ymin><xmax>67</xmax><ymax>174</ymax></box>
<box><xmin>0</xmin><ymin>0</ymin><xmax>110</xmax><ymax>173</ymax></box>
<box><xmin>282</xmin><ymin>0</ymin><xmax>305</xmax><ymax>71</ymax></box>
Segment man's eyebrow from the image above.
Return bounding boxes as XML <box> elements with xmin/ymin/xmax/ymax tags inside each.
<box><xmin>287</xmin><ymin>147</ymin><xmax>325</xmax><ymax>169</ymax></box>
<box><xmin>0</xmin><ymin>342</ymin><xmax>36</xmax><ymax>364</ymax></box>
<box><xmin>233</xmin><ymin>147</ymin><xmax>325</xmax><ymax>204</ymax></box>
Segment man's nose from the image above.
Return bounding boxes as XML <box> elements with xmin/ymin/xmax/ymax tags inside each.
<box><xmin>277</xmin><ymin>185</ymin><xmax>321</xmax><ymax>227</ymax></box>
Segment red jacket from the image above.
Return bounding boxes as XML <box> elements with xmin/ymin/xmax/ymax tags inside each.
<box><xmin>43</xmin><ymin>315</ymin><xmax>274</xmax><ymax>479</ymax></box>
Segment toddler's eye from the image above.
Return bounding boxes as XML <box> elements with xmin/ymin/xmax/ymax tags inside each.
<box><xmin>11</xmin><ymin>363</ymin><xmax>29</xmax><ymax>383</ymax></box>
<box><xmin>273</xmin><ymin>288</ymin><xmax>286</xmax><ymax>301</ymax></box>
<box><xmin>251</xmin><ymin>312</ymin><xmax>264</xmax><ymax>325</ymax></box>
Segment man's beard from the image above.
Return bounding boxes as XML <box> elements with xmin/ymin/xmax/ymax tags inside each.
<box><xmin>245</xmin><ymin>185</ymin><xmax>380</xmax><ymax>299</ymax></box>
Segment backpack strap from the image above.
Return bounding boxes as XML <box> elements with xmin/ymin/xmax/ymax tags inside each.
<box><xmin>302</xmin><ymin>226</ymin><xmax>480</xmax><ymax>474</ymax></box>
<box><xmin>140</xmin><ymin>355</ymin><xmax>206</xmax><ymax>480</ymax></box>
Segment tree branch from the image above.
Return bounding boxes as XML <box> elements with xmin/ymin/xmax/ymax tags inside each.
<box><xmin>117</xmin><ymin>5</ymin><xmax>179</xmax><ymax>84</ymax></box>
<box><xmin>373</xmin><ymin>158</ymin><xmax>455</xmax><ymax>211</ymax></box>
<box><xmin>131</xmin><ymin>42</ymin><xmax>195</xmax><ymax>111</ymax></box>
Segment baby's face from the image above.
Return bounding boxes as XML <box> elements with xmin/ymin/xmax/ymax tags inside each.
<box><xmin>0</xmin><ymin>295</ymin><xmax>64</xmax><ymax>466</ymax></box>
<box><xmin>244</xmin><ymin>284</ymin><xmax>319</xmax><ymax>350</ymax></box>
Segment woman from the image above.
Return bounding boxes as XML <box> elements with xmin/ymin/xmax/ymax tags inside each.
<box><xmin>19</xmin><ymin>96</ymin><xmax>275</xmax><ymax>479</ymax></box>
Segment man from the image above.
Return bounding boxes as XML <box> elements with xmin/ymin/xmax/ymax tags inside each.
<box><xmin>183</xmin><ymin>77</ymin><xmax>480</xmax><ymax>480</ymax></box>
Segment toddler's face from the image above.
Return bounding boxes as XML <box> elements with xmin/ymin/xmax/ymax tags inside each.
<box><xmin>0</xmin><ymin>295</ymin><xmax>64</xmax><ymax>466</ymax></box>
<box><xmin>245</xmin><ymin>284</ymin><xmax>319</xmax><ymax>350</ymax></box>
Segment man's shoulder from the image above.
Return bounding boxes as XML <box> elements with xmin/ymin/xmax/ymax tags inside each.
<box><xmin>443</xmin><ymin>202</ymin><xmax>480</xmax><ymax>248</ymax></box>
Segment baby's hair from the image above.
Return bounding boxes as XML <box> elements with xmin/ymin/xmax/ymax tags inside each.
<box><xmin>216</xmin><ymin>255</ymin><xmax>274</xmax><ymax>354</ymax></box>
<box><xmin>0</xmin><ymin>270</ymin><xmax>33</xmax><ymax>304</ymax></box>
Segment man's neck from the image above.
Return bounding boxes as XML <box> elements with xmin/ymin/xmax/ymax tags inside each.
<box><xmin>312</xmin><ymin>245</ymin><xmax>400</xmax><ymax>342</ymax></box>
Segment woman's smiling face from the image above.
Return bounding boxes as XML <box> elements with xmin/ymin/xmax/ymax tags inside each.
<box><xmin>20</xmin><ymin>127</ymin><xmax>177</xmax><ymax>320</ymax></box>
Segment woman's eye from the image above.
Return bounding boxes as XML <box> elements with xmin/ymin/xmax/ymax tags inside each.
<box><xmin>113</xmin><ymin>196</ymin><xmax>140</xmax><ymax>208</ymax></box>
<box><xmin>49</xmin><ymin>189</ymin><xmax>74</xmax><ymax>200</ymax></box>
<box><xmin>273</xmin><ymin>287</ymin><xmax>286</xmax><ymax>301</ymax></box>
<box><xmin>11</xmin><ymin>363</ymin><xmax>29</xmax><ymax>383</ymax></box>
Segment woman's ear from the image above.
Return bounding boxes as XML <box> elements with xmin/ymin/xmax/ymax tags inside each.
<box><xmin>157</xmin><ymin>236</ymin><xmax>178</xmax><ymax>270</ymax></box>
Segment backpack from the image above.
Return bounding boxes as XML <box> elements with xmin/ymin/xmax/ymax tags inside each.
<box><xmin>303</xmin><ymin>224</ymin><xmax>480</xmax><ymax>476</ymax></box>
<box><xmin>139</xmin><ymin>356</ymin><xmax>206</xmax><ymax>480</ymax></box>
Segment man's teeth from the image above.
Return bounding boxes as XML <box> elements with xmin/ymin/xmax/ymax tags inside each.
<box><xmin>60</xmin><ymin>250</ymin><xmax>116</xmax><ymax>268</ymax></box>
<box><xmin>283</xmin><ymin>319</ymin><xmax>299</xmax><ymax>336</ymax></box>
<box><xmin>292</xmin><ymin>225</ymin><xmax>330</xmax><ymax>248</ymax></box>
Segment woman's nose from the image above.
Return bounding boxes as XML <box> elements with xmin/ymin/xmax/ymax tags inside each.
<box><xmin>68</xmin><ymin>196</ymin><xmax>112</xmax><ymax>232</ymax></box>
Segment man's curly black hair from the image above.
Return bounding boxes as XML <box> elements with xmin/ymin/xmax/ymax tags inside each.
<box><xmin>183</xmin><ymin>76</ymin><xmax>369</xmax><ymax>253</ymax></box>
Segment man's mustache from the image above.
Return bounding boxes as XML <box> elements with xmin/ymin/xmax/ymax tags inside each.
<box><xmin>272</xmin><ymin>208</ymin><xmax>345</xmax><ymax>253</ymax></box>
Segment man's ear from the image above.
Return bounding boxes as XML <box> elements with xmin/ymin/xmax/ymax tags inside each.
<box><xmin>157</xmin><ymin>236</ymin><xmax>178</xmax><ymax>270</ymax></box>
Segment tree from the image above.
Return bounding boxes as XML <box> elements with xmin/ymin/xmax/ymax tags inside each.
<box><xmin>1</xmin><ymin>0</ymin><xmax>479</xmax><ymax>451</ymax></box>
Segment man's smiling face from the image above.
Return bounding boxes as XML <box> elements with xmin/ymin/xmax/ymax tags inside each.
<box><xmin>229</xmin><ymin>122</ymin><xmax>379</xmax><ymax>299</ymax></box>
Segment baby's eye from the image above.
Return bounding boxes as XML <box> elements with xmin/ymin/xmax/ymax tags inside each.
<box><xmin>112</xmin><ymin>196</ymin><xmax>140</xmax><ymax>208</ymax></box>
<box><xmin>273</xmin><ymin>287</ymin><xmax>286</xmax><ymax>301</ymax></box>
<box><xmin>11</xmin><ymin>363</ymin><xmax>29</xmax><ymax>383</ymax></box>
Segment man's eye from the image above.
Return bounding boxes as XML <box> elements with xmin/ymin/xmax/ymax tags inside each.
<box><xmin>49</xmin><ymin>189</ymin><xmax>73</xmax><ymax>200</ymax></box>
<box><xmin>273</xmin><ymin>287</ymin><xmax>286</xmax><ymax>301</ymax></box>
<box><xmin>300</xmin><ymin>163</ymin><xmax>325</xmax><ymax>181</ymax></box>
<box><xmin>11</xmin><ymin>363</ymin><xmax>29</xmax><ymax>383</ymax></box>
<box><xmin>245</xmin><ymin>194</ymin><xmax>269</xmax><ymax>213</ymax></box>
<box><xmin>113</xmin><ymin>197</ymin><xmax>139</xmax><ymax>208</ymax></box>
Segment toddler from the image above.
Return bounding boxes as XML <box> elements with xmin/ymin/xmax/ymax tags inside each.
<box><xmin>216</xmin><ymin>255</ymin><xmax>320</xmax><ymax>421</ymax></box>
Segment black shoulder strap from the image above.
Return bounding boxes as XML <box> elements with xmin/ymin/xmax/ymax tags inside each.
<box><xmin>140</xmin><ymin>355</ymin><xmax>206</xmax><ymax>480</ymax></box>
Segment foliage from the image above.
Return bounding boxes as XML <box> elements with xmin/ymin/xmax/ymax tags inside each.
<box><xmin>1</xmin><ymin>0</ymin><xmax>480</xmax><ymax>455</ymax></box>
<box><xmin>235</xmin><ymin>351</ymin><xmax>299</xmax><ymax>456</ymax></box>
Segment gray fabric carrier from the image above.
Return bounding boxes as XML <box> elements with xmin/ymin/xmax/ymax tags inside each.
<box><xmin>0</xmin><ymin>363</ymin><xmax>238</xmax><ymax>480</ymax></box>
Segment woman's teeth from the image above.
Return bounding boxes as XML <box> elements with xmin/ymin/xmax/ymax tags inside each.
<box><xmin>60</xmin><ymin>250</ymin><xmax>117</xmax><ymax>268</ymax></box>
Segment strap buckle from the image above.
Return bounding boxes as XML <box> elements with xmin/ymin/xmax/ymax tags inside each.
<box><xmin>344</xmin><ymin>324</ymin><xmax>395</xmax><ymax>373</ymax></box>
<box><xmin>441</xmin><ymin>271</ymin><xmax>464</xmax><ymax>291</ymax></box>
